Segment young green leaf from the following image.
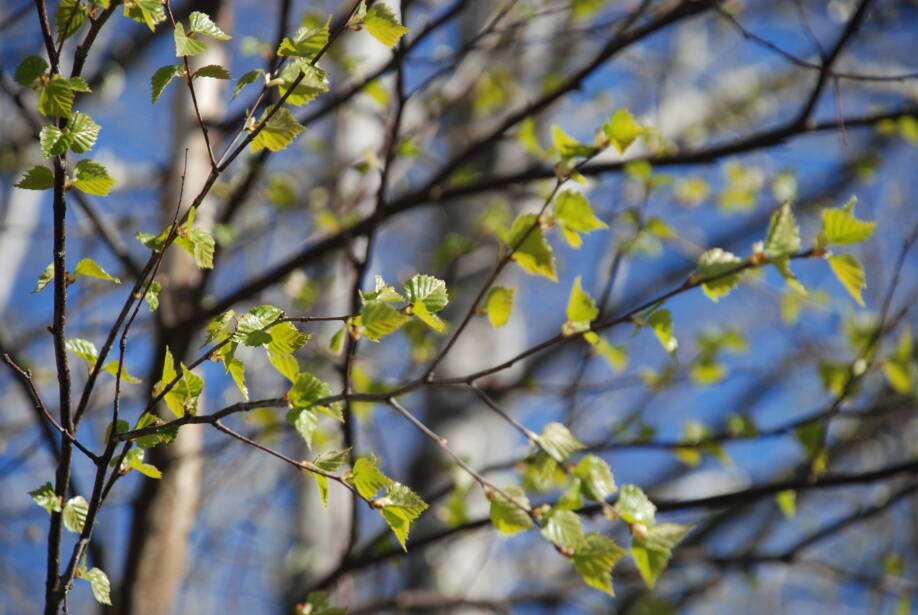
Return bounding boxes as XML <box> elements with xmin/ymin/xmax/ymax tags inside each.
<box><xmin>78</xmin><ymin>567</ymin><xmax>112</xmax><ymax>606</ymax></box>
<box><xmin>66</xmin><ymin>112</ymin><xmax>101</xmax><ymax>154</ymax></box>
<box><xmin>646</xmin><ymin>309</ymin><xmax>677</xmax><ymax>355</ymax></box>
<box><xmin>508</xmin><ymin>213</ymin><xmax>557</xmax><ymax>281</ymax></box>
<box><xmin>151</xmin><ymin>65</ymin><xmax>182</xmax><ymax>102</ymax></box>
<box><xmin>40</xmin><ymin>125</ymin><xmax>69</xmax><ymax>158</ymax></box>
<box><xmin>361</xmin><ymin>301</ymin><xmax>410</xmax><ymax>342</ymax></box>
<box><xmin>552</xmin><ymin>125</ymin><xmax>596</xmax><ymax>159</ymax></box>
<box><xmin>174</xmin><ymin>22</ymin><xmax>208</xmax><ymax>56</ymax></box>
<box><xmin>377</xmin><ymin>482</ymin><xmax>429</xmax><ymax>550</ymax></box>
<box><xmin>121</xmin><ymin>448</ymin><xmax>163</xmax><ymax>479</ymax></box>
<box><xmin>538</xmin><ymin>422</ymin><xmax>586</xmax><ymax>462</ymax></box>
<box><xmin>309</xmin><ymin>449</ymin><xmax>350</xmax><ymax>507</ymax></box>
<box><xmin>776</xmin><ymin>489</ymin><xmax>796</xmax><ymax>518</ymax></box>
<box><xmin>631</xmin><ymin>523</ymin><xmax>691</xmax><ymax>589</ymax></box>
<box><xmin>363</xmin><ymin>2</ymin><xmax>409</xmax><ymax>48</ymax></box>
<box><xmin>287</xmin><ymin>407</ymin><xmax>318</xmax><ymax>447</ymax></box>
<box><xmin>250</xmin><ymin>108</ymin><xmax>306</xmax><ymax>152</ymax></box>
<box><xmin>828</xmin><ymin>254</ymin><xmax>867</xmax><ymax>306</ymax></box>
<box><xmin>883</xmin><ymin>328</ymin><xmax>915</xmax><ymax>394</ymax></box>
<box><xmin>820</xmin><ymin>196</ymin><xmax>876</xmax><ymax>245</ymax></box>
<box><xmin>29</xmin><ymin>482</ymin><xmax>62</xmax><ymax>514</ymax></box>
<box><xmin>764</xmin><ymin>201</ymin><xmax>800</xmax><ymax>257</ymax></box>
<box><xmin>277</xmin><ymin>16</ymin><xmax>330</xmax><ymax>59</ymax></box>
<box><xmin>276</xmin><ymin>61</ymin><xmax>329</xmax><ymax>106</ymax></box>
<box><xmin>484</xmin><ymin>286</ymin><xmax>515</xmax><ymax>327</ymax></box>
<box><xmin>489</xmin><ymin>485</ymin><xmax>533</xmax><ymax>534</ymax></box>
<box><xmin>696</xmin><ymin>248</ymin><xmax>743</xmax><ymax>302</ymax></box>
<box><xmin>574</xmin><ymin>454</ymin><xmax>617</xmax><ymax>501</ymax></box>
<box><xmin>616</xmin><ymin>484</ymin><xmax>656</xmax><ymax>525</ymax></box>
<box><xmin>39</xmin><ymin>75</ymin><xmax>76</xmax><ymax>117</ymax></box>
<box><xmin>15</xmin><ymin>166</ymin><xmax>54</xmax><ymax>191</ymax></box>
<box><xmin>156</xmin><ymin>347</ymin><xmax>205</xmax><ymax>417</ymax></box>
<box><xmin>287</xmin><ymin>372</ymin><xmax>341</xmax><ymax>420</ymax></box>
<box><xmin>66</xmin><ymin>337</ymin><xmax>99</xmax><ymax>367</ymax></box>
<box><xmin>564</xmin><ymin>276</ymin><xmax>598</xmax><ymax>335</ymax></box>
<box><xmin>33</xmin><ymin>263</ymin><xmax>55</xmax><ymax>293</ymax></box>
<box><xmin>602</xmin><ymin>109</ymin><xmax>646</xmax><ymax>154</ymax></box>
<box><xmin>73</xmin><ymin>160</ymin><xmax>116</xmax><ymax>196</ymax></box>
<box><xmin>585</xmin><ymin>334</ymin><xmax>628</xmax><ymax>372</ymax></box>
<box><xmin>361</xmin><ymin>275</ymin><xmax>404</xmax><ymax>303</ymax></box>
<box><xmin>233</xmin><ymin>69</ymin><xmax>264</xmax><ymax>99</ymax></box>
<box><xmin>55</xmin><ymin>0</ymin><xmax>87</xmax><ymax>42</ymax></box>
<box><xmin>188</xmin><ymin>11</ymin><xmax>231</xmax><ymax>39</ymax></box>
<box><xmin>124</xmin><ymin>0</ymin><xmax>165</xmax><ymax>31</ymax></box>
<box><xmin>15</xmin><ymin>55</ymin><xmax>48</xmax><ymax>86</ymax></box>
<box><xmin>553</xmin><ymin>191</ymin><xmax>608</xmax><ymax>248</ymax></box>
<box><xmin>194</xmin><ymin>64</ymin><xmax>231</xmax><ymax>80</ymax></box>
<box><xmin>540</xmin><ymin>509</ymin><xmax>583</xmax><ymax>548</ymax></box>
<box><xmin>266</xmin><ymin>321</ymin><xmax>311</xmax><ymax>354</ymax></box>
<box><xmin>102</xmin><ymin>360</ymin><xmax>142</xmax><ymax>384</ymax></box>
<box><xmin>350</xmin><ymin>455</ymin><xmax>394</xmax><ymax>499</ymax></box>
<box><xmin>404</xmin><ymin>274</ymin><xmax>449</xmax><ymax>312</ymax></box>
<box><xmin>175</xmin><ymin>227</ymin><xmax>215</xmax><ymax>269</ymax></box>
<box><xmin>74</xmin><ymin>258</ymin><xmax>120</xmax><ymax>284</ymax></box>
<box><xmin>62</xmin><ymin>495</ymin><xmax>88</xmax><ymax>533</ymax></box>
<box><xmin>142</xmin><ymin>280</ymin><xmax>161</xmax><ymax>311</ymax></box>
<box><xmin>572</xmin><ymin>533</ymin><xmax>626</xmax><ymax>596</ymax></box>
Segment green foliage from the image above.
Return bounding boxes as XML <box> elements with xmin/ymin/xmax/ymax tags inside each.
<box><xmin>76</xmin><ymin>566</ymin><xmax>112</xmax><ymax>606</ymax></box>
<box><xmin>631</xmin><ymin>523</ymin><xmax>691</xmax><ymax>589</ymax></box>
<box><xmin>73</xmin><ymin>160</ymin><xmax>116</xmax><ymax>196</ymax></box>
<box><xmin>574</xmin><ymin>454</ymin><xmax>617</xmax><ymax>501</ymax></box>
<box><xmin>616</xmin><ymin>484</ymin><xmax>656</xmax><ymax>526</ymax></box>
<box><xmin>404</xmin><ymin>274</ymin><xmax>449</xmax><ymax>332</ymax></box>
<box><xmin>883</xmin><ymin>328</ymin><xmax>915</xmax><ymax>394</ymax></box>
<box><xmin>188</xmin><ymin>11</ymin><xmax>231</xmax><ymax>40</ymax></box>
<box><xmin>646</xmin><ymin>309</ymin><xmax>678</xmax><ymax>355</ymax></box>
<box><xmin>819</xmin><ymin>196</ymin><xmax>876</xmax><ymax>246</ymax></box>
<box><xmin>360</xmin><ymin>301</ymin><xmax>410</xmax><ymax>342</ymax></box>
<box><xmin>275</xmin><ymin>61</ymin><xmax>329</xmax><ymax>106</ymax></box>
<box><xmin>719</xmin><ymin>160</ymin><xmax>762</xmax><ymax>211</ymax></box>
<box><xmin>308</xmin><ymin>449</ymin><xmax>350</xmax><ymax>507</ymax></box>
<box><xmin>151</xmin><ymin>65</ymin><xmax>181</xmax><ymax>102</ymax></box>
<box><xmin>174</xmin><ymin>23</ymin><xmax>209</xmax><ymax>57</ymax></box>
<box><xmin>194</xmin><ymin>65</ymin><xmax>231</xmax><ymax>80</ymax></box>
<box><xmin>552</xmin><ymin>125</ymin><xmax>597</xmax><ymax>160</ymax></box>
<box><xmin>508</xmin><ymin>213</ymin><xmax>557</xmax><ymax>281</ymax></box>
<box><xmin>15</xmin><ymin>166</ymin><xmax>54</xmax><ymax>190</ymax></box>
<box><xmin>251</xmin><ymin>108</ymin><xmax>306</xmax><ymax>153</ymax></box>
<box><xmin>29</xmin><ymin>482</ymin><xmax>61</xmax><ymax>514</ymax></box>
<box><xmin>484</xmin><ymin>286</ymin><xmax>515</xmax><ymax>327</ymax></box>
<box><xmin>361</xmin><ymin>2</ymin><xmax>410</xmax><ymax>48</ymax></box>
<box><xmin>278</xmin><ymin>17</ymin><xmax>330</xmax><ymax>59</ymax></box>
<box><xmin>795</xmin><ymin>420</ymin><xmax>827</xmax><ymax>477</ymax></box>
<box><xmin>233</xmin><ymin>69</ymin><xmax>264</xmax><ymax>99</ymax></box>
<box><xmin>764</xmin><ymin>201</ymin><xmax>800</xmax><ymax>257</ymax></box>
<box><xmin>572</xmin><ymin>533</ymin><xmax>626</xmax><ymax>596</ymax></box>
<box><xmin>554</xmin><ymin>191</ymin><xmax>608</xmax><ymax>248</ymax></box>
<box><xmin>489</xmin><ymin>485</ymin><xmax>533</xmax><ymax>534</ymax></box>
<box><xmin>124</xmin><ymin>0</ymin><xmax>165</xmax><ymax>31</ymax></box>
<box><xmin>541</xmin><ymin>509</ymin><xmax>583</xmax><ymax>548</ymax></box>
<box><xmin>74</xmin><ymin>258</ymin><xmax>120</xmax><ymax>284</ymax></box>
<box><xmin>120</xmin><ymin>448</ymin><xmax>162</xmax><ymax>479</ymax></box>
<box><xmin>601</xmin><ymin>109</ymin><xmax>646</xmax><ymax>154</ymax></box>
<box><xmin>537</xmin><ymin>422</ymin><xmax>585</xmax><ymax>462</ymax></box>
<box><xmin>55</xmin><ymin>0</ymin><xmax>88</xmax><ymax>42</ymax></box>
<box><xmin>40</xmin><ymin>112</ymin><xmax>100</xmax><ymax>157</ymax></box>
<box><xmin>564</xmin><ymin>276</ymin><xmax>598</xmax><ymax>335</ymax></box>
<box><xmin>776</xmin><ymin>489</ymin><xmax>796</xmax><ymax>518</ymax></box>
<box><xmin>15</xmin><ymin>55</ymin><xmax>48</xmax><ymax>87</ymax></box>
<box><xmin>828</xmin><ymin>254</ymin><xmax>867</xmax><ymax>306</ymax></box>
<box><xmin>39</xmin><ymin>76</ymin><xmax>81</xmax><ymax>118</ymax></box>
<box><xmin>62</xmin><ymin>496</ymin><xmax>88</xmax><ymax>533</ymax></box>
<box><xmin>287</xmin><ymin>372</ymin><xmax>342</xmax><ymax>445</ymax></box>
<box><xmin>155</xmin><ymin>347</ymin><xmax>204</xmax><ymax>417</ymax></box>
<box><xmin>348</xmin><ymin>455</ymin><xmax>427</xmax><ymax>549</ymax></box>
<box><xmin>696</xmin><ymin>248</ymin><xmax>743</xmax><ymax>302</ymax></box>
<box><xmin>294</xmin><ymin>591</ymin><xmax>346</xmax><ymax>615</ymax></box>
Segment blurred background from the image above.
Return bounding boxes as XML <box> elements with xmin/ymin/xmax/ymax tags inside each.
<box><xmin>1</xmin><ymin>0</ymin><xmax>918</xmax><ymax>613</ymax></box>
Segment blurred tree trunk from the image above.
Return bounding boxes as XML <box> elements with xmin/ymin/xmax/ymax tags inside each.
<box><xmin>114</xmin><ymin>3</ymin><xmax>226</xmax><ymax>613</ymax></box>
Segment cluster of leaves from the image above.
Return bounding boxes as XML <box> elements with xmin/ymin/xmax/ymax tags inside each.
<box><xmin>481</xmin><ymin>422</ymin><xmax>690</xmax><ymax>595</ymax></box>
